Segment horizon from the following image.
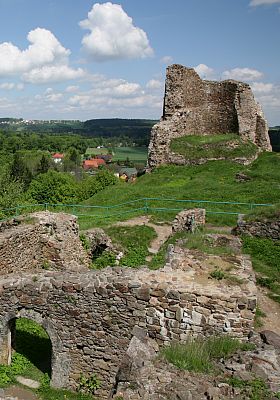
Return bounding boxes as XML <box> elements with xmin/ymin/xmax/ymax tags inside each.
<box><xmin>0</xmin><ymin>1</ymin><xmax>279</xmax><ymax>125</ymax></box>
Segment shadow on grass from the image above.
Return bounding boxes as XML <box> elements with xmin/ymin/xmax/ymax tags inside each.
<box><xmin>15</xmin><ymin>326</ymin><xmax>52</xmax><ymax>376</ymax></box>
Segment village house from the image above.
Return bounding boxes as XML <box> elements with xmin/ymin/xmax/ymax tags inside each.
<box><xmin>82</xmin><ymin>158</ymin><xmax>106</xmax><ymax>170</ymax></box>
<box><xmin>52</xmin><ymin>153</ymin><xmax>64</xmax><ymax>163</ymax></box>
<box><xmin>119</xmin><ymin>167</ymin><xmax>138</xmax><ymax>182</ymax></box>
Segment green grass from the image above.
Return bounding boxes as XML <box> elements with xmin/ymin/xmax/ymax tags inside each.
<box><xmin>242</xmin><ymin>236</ymin><xmax>280</xmax><ymax>303</ymax></box>
<box><xmin>15</xmin><ymin>318</ymin><xmax>51</xmax><ymax>378</ymax></box>
<box><xmin>101</xmin><ymin>225</ymin><xmax>157</xmax><ymax>267</ymax></box>
<box><xmin>245</xmin><ymin>203</ymin><xmax>280</xmax><ymax>222</ymax></box>
<box><xmin>162</xmin><ymin>335</ymin><xmax>254</xmax><ymax>373</ymax></box>
<box><xmin>78</xmin><ymin>152</ymin><xmax>279</xmax><ymax>229</ymax></box>
<box><xmin>149</xmin><ymin>228</ymin><xmax>236</xmax><ymax>270</ymax></box>
<box><xmin>112</xmin><ymin>146</ymin><xmax>147</xmax><ymax>162</ymax></box>
<box><xmin>170</xmin><ymin>134</ymin><xmax>258</xmax><ymax>160</ymax></box>
<box><xmin>254</xmin><ymin>306</ymin><xmax>266</xmax><ymax>329</ymax></box>
<box><xmin>226</xmin><ymin>377</ymin><xmax>278</xmax><ymax>400</ymax></box>
<box><xmin>85</xmin><ymin>147</ymin><xmax>109</xmax><ymax>156</ymax></box>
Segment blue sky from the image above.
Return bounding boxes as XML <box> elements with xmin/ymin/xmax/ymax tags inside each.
<box><xmin>0</xmin><ymin>0</ymin><xmax>279</xmax><ymax>125</ymax></box>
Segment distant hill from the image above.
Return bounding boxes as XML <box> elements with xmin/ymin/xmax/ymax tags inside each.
<box><xmin>0</xmin><ymin>118</ymin><xmax>158</xmax><ymax>146</ymax></box>
<box><xmin>83</xmin><ymin>118</ymin><xmax>157</xmax><ymax>142</ymax></box>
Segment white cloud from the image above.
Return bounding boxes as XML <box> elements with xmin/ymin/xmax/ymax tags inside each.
<box><xmin>0</xmin><ymin>82</ymin><xmax>24</xmax><ymax>90</ymax></box>
<box><xmin>0</xmin><ymin>28</ymin><xmax>69</xmax><ymax>76</ymax></box>
<box><xmin>35</xmin><ymin>88</ymin><xmax>64</xmax><ymax>103</ymax></box>
<box><xmin>22</xmin><ymin>65</ymin><xmax>85</xmax><ymax>84</ymax></box>
<box><xmin>67</xmin><ymin>74</ymin><xmax>162</xmax><ymax>117</ymax></box>
<box><xmin>17</xmin><ymin>83</ymin><xmax>24</xmax><ymax>91</ymax></box>
<box><xmin>111</xmin><ymin>82</ymin><xmax>141</xmax><ymax>97</ymax></box>
<box><xmin>194</xmin><ymin>64</ymin><xmax>215</xmax><ymax>79</ymax></box>
<box><xmin>65</xmin><ymin>85</ymin><xmax>80</xmax><ymax>93</ymax></box>
<box><xmin>250</xmin><ymin>0</ymin><xmax>280</xmax><ymax>6</ymax></box>
<box><xmin>257</xmin><ymin>94</ymin><xmax>280</xmax><ymax>107</ymax></box>
<box><xmin>0</xmin><ymin>83</ymin><xmax>15</xmax><ymax>90</ymax></box>
<box><xmin>0</xmin><ymin>28</ymin><xmax>86</xmax><ymax>84</ymax></box>
<box><xmin>79</xmin><ymin>2</ymin><xmax>153</xmax><ymax>61</ymax></box>
<box><xmin>222</xmin><ymin>67</ymin><xmax>263</xmax><ymax>81</ymax></box>
<box><xmin>251</xmin><ymin>82</ymin><xmax>274</xmax><ymax>93</ymax></box>
<box><xmin>146</xmin><ymin>79</ymin><xmax>164</xmax><ymax>90</ymax></box>
<box><xmin>160</xmin><ymin>56</ymin><xmax>173</xmax><ymax>64</ymax></box>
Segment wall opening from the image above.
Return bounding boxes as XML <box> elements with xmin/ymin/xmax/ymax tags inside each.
<box><xmin>10</xmin><ymin>317</ymin><xmax>52</xmax><ymax>377</ymax></box>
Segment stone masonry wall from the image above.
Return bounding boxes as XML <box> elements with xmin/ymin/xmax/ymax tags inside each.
<box><xmin>172</xmin><ymin>208</ymin><xmax>206</xmax><ymax>233</ymax></box>
<box><xmin>232</xmin><ymin>214</ymin><xmax>280</xmax><ymax>240</ymax></box>
<box><xmin>0</xmin><ymin>212</ymin><xmax>89</xmax><ymax>274</ymax></box>
<box><xmin>0</xmin><ymin>263</ymin><xmax>256</xmax><ymax>398</ymax></box>
<box><xmin>148</xmin><ymin>64</ymin><xmax>271</xmax><ymax>168</ymax></box>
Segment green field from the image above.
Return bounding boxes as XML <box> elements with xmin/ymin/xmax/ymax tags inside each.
<box><xmin>112</xmin><ymin>146</ymin><xmax>148</xmax><ymax>162</ymax></box>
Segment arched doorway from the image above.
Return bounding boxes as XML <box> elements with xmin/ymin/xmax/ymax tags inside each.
<box><xmin>0</xmin><ymin>309</ymin><xmax>71</xmax><ymax>388</ymax></box>
<box><xmin>10</xmin><ymin>317</ymin><xmax>52</xmax><ymax>377</ymax></box>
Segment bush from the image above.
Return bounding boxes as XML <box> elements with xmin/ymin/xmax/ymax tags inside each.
<box><xmin>78</xmin><ymin>373</ymin><xmax>101</xmax><ymax>394</ymax></box>
<box><xmin>27</xmin><ymin>170</ymin><xmax>78</xmax><ymax>204</ymax></box>
<box><xmin>91</xmin><ymin>251</ymin><xmax>116</xmax><ymax>269</ymax></box>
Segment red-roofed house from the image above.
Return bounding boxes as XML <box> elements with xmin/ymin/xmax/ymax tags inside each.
<box><xmin>83</xmin><ymin>158</ymin><xmax>105</xmax><ymax>170</ymax></box>
<box><xmin>52</xmin><ymin>153</ymin><xmax>64</xmax><ymax>163</ymax></box>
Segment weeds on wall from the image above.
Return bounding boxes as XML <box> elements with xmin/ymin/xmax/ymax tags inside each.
<box><xmin>162</xmin><ymin>335</ymin><xmax>255</xmax><ymax>373</ymax></box>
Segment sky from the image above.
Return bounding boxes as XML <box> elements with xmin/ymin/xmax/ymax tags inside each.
<box><xmin>0</xmin><ymin>0</ymin><xmax>279</xmax><ymax>125</ymax></box>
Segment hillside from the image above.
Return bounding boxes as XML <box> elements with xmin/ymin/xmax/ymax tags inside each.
<box><xmin>79</xmin><ymin>152</ymin><xmax>280</xmax><ymax>228</ymax></box>
<box><xmin>0</xmin><ymin>118</ymin><xmax>157</xmax><ymax>146</ymax></box>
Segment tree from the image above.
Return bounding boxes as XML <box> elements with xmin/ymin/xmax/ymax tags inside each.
<box><xmin>0</xmin><ymin>166</ymin><xmax>24</xmax><ymax>213</ymax></box>
<box><xmin>27</xmin><ymin>170</ymin><xmax>78</xmax><ymax>204</ymax></box>
<box><xmin>10</xmin><ymin>152</ymin><xmax>33</xmax><ymax>190</ymax></box>
<box><xmin>37</xmin><ymin>154</ymin><xmax>51</xmax><ymax>175</ymax></box>
<box><xmin>63</xmin><ymin>147</ymin><xmax>81</xmax><ymax>172</ymax></box>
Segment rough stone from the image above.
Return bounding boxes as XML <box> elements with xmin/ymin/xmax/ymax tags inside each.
<box><xmin>260</xmin><ymin>330</ymin><xmax>280</xmax><ymax>349</ymax></box>
<box><xmin>0</xmin><ymin>212</ymin><xmax>89</xmax><ymax>274</ymax></box>
<box><xmin>148</xmin><ymin>64</ymin><xmax>271</xmax><ymax>168</ymax></box>
<box><xmin>0</xmin><ymin>213</ymin><xmax>259</xmax><ymax>399</ymax></box>
<box><xmin>172</xmin><ymin>209</ymin><xmax>205</xmax><ymax>233</ymax></box>
<box><xmin>232</xmin><ymin>214</ymin><xmax>280</xmax><ymax>240</ymax></box>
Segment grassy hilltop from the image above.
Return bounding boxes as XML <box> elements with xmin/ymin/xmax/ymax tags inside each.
<box><xmin>79</xmin><ymin>151</ymin><xmax>280</xmax><ymax>228</ymax></box>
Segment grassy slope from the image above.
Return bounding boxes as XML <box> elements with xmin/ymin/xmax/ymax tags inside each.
<box><xmin>170</xmin><ymin>134</ymin><xmax>258</xmax><ymax>160</ymax></box>
<box><xmin>79</xmin><ymin>152</ymin><xmax>280</xmax><ymax>228</ymax></box>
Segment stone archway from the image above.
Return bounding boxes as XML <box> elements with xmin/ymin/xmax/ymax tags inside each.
<box><xmin>0</xmin><ymin>309</ymin><xmax>70</xmax><ymax>388</ymax></box>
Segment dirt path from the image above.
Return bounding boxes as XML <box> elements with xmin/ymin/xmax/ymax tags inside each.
<box><xmin>256</xmin><ymin>288</ymin><xmax>280</xmax><ymax>334</ymax></box>
<box><xmin>3</xmin><ymin>385</ymin><xmax>38</xmax><ymax>400</ymax></box>
<box><xmin>114</xmin><ymin>216</ymin><xmax>172</xmax><ymax>261</ymax></box>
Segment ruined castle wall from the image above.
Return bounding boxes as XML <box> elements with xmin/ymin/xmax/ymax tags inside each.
<box><xmin>0</xmin><ymin>212</ymin><xmax>89</xmax><ymax>274</ymax></box>
<box><xmin>148</xmin><ymin>64</ymin><xmax>271</xmax><ymax>168</ymax></box>
<box><xmin>0</xmin><ymin>264</ymin><xmax>256</xmax><ymax>398</ymax></box>
<box><xmin>233</xmin><ymin>216</ymin><xmax>280</xmax><ymax>240</ymax></box>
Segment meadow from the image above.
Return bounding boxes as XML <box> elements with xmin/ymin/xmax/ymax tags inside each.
<box><xmin>111</xmin><ymin>146</ymin><xmax>147</xmax><ymax>163</ymax></box>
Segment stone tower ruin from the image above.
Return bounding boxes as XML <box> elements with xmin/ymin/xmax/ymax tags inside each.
<box><xmin>148</xmin><ymin>64</ymin><xmax>271</xmax><ymax>168</ymax></box>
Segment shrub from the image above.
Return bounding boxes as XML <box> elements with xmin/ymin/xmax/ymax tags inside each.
<box><xmin>91</xmin><ymin>251</ymin><xmax>116</xmax><ymax>269</ymax></box>
<box><xmin>209</xmin><ymin>269</ymin><xmax>225</xmax><ymax>280</ymax></box>
<box><xmin>0</xmin><ymin>365</ymin><xmax>13</xmax><ymax>387</ymax></box>
<box><xmin>78</xmin><ymin>373</ymin><xmax>101</xmax><ymax>395</ymax></box>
